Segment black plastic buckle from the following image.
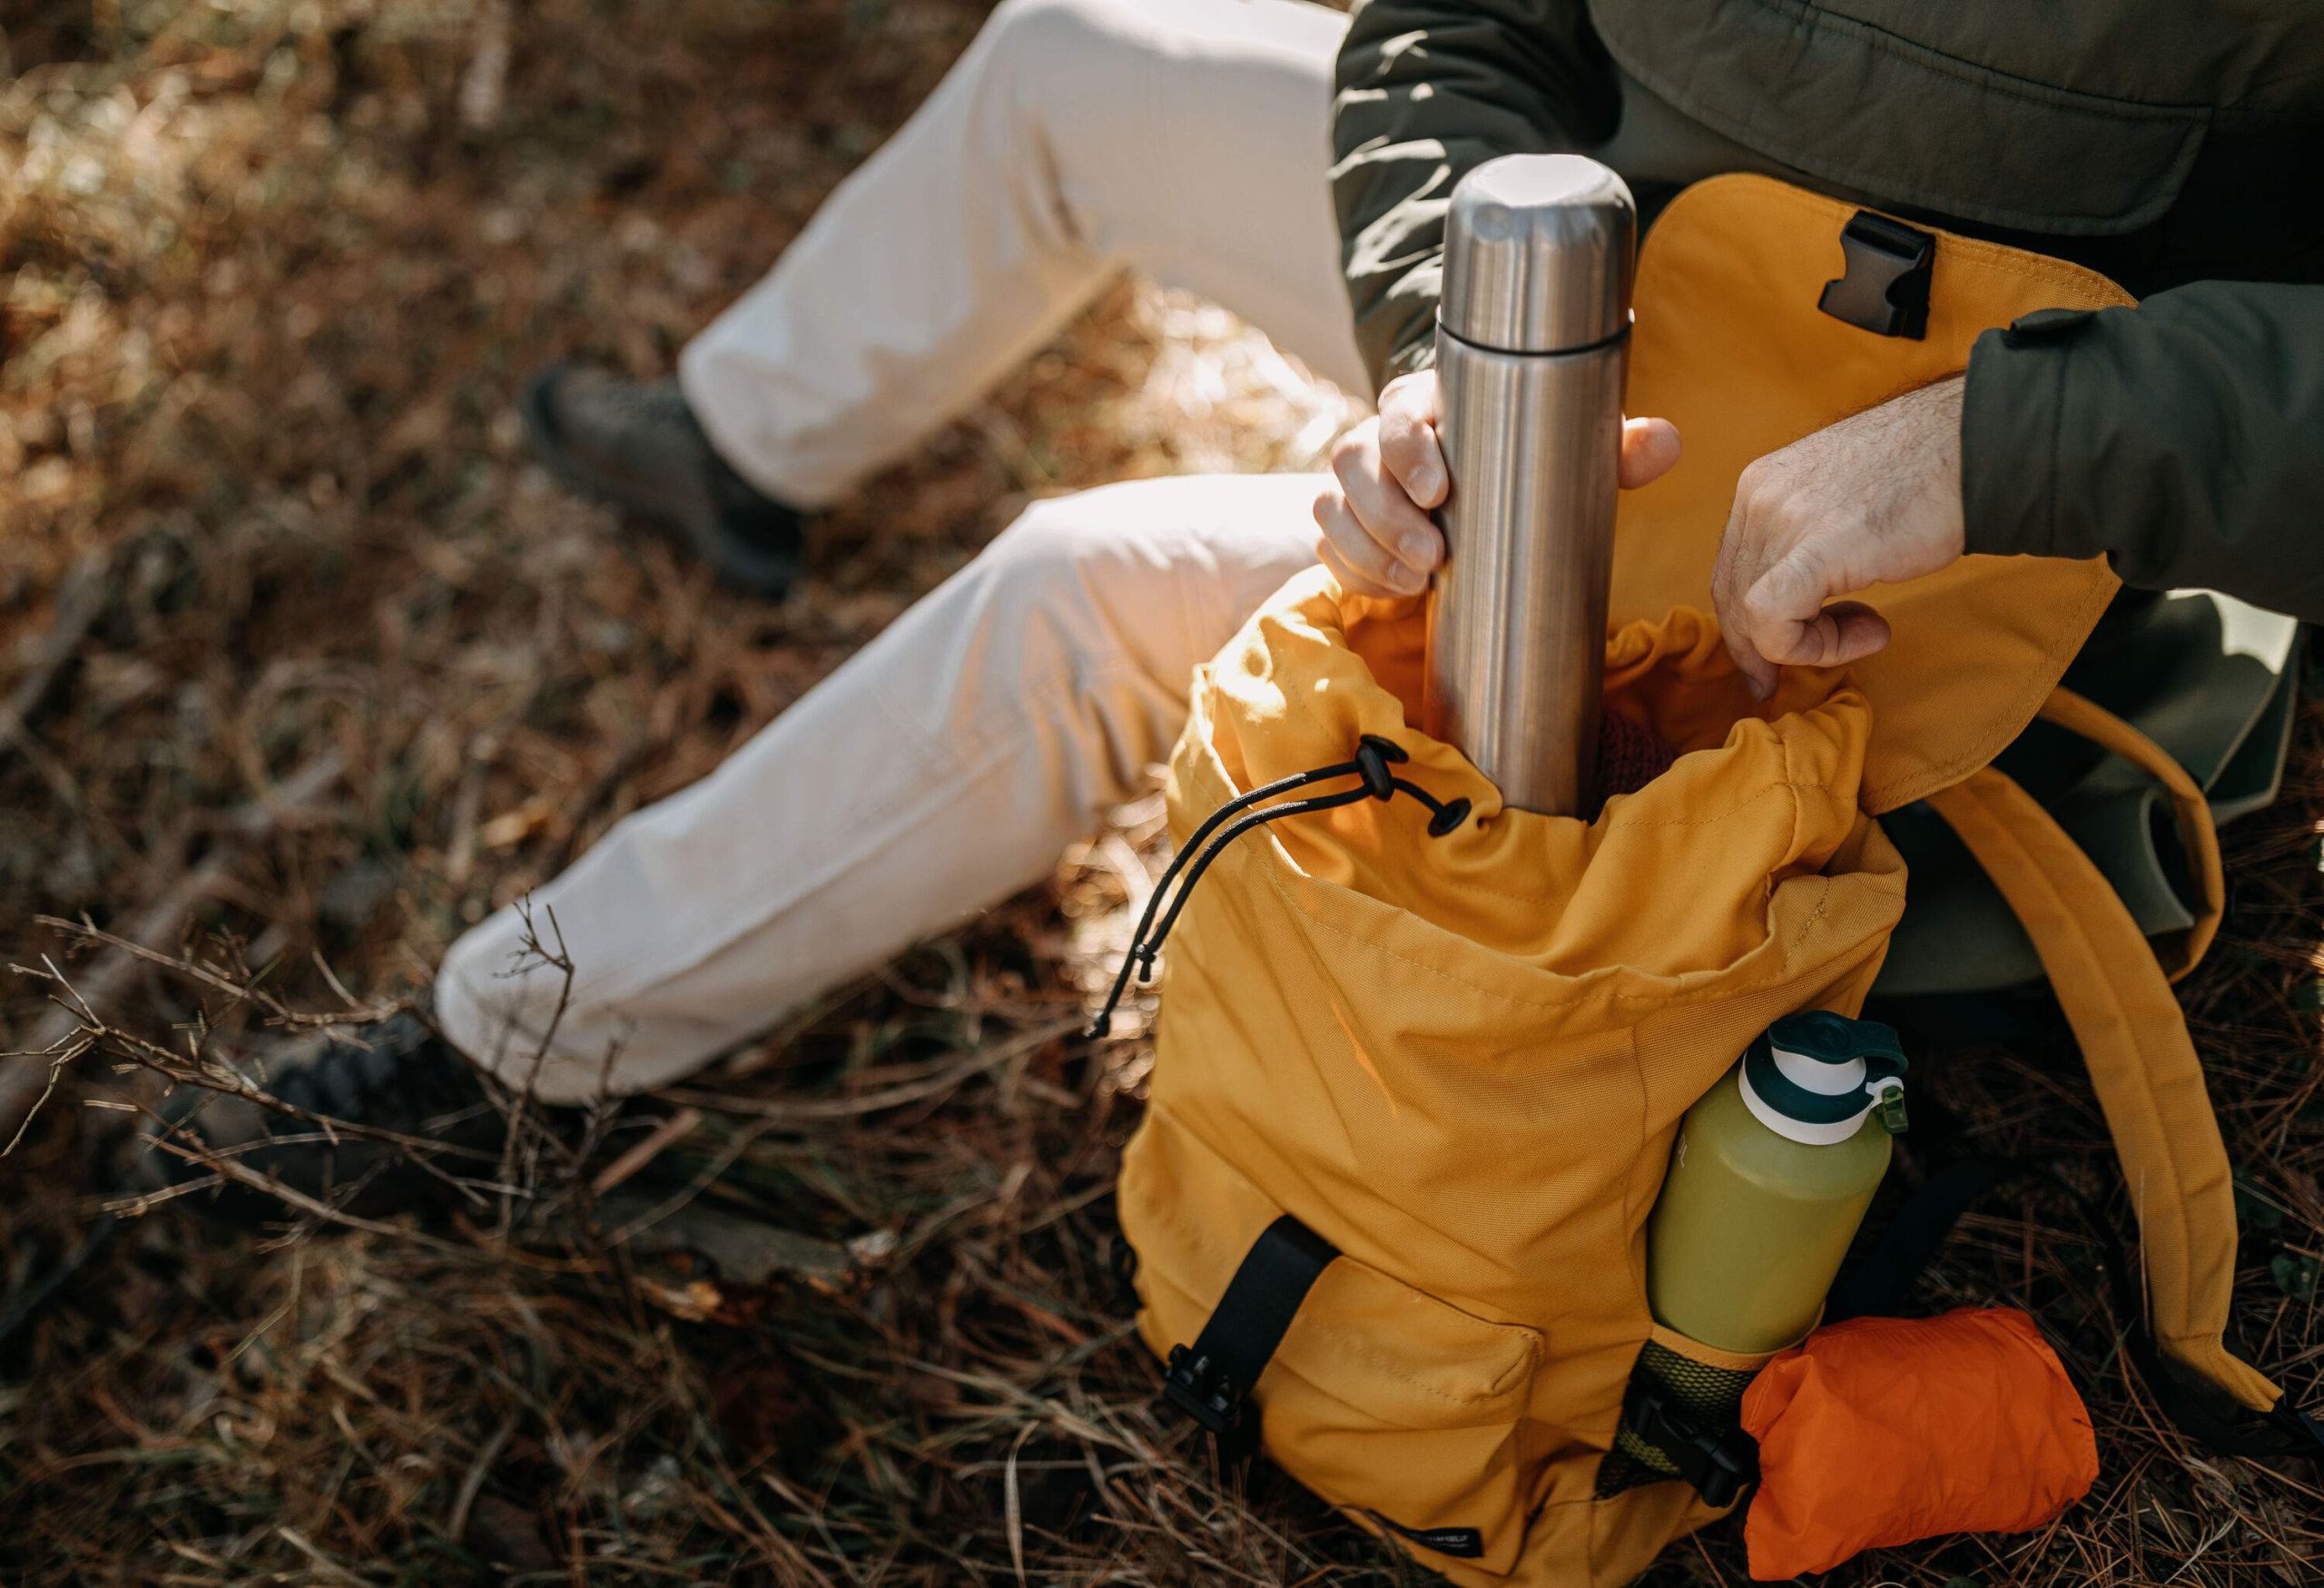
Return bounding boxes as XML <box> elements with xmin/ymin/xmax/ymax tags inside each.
<box><xmin>1163</xmin><ymin>1345</ymin><xmax>1257</xmax><ymax>1459</ymax></box>
<box><xmin>1625</xmin><ymin>1377</ymin><xmax>1759</xmax><ymax>1508</ymax></box>
<box><xmin>1817</xmin><ymin>212</ymin><xmax>1935</xmax><ymax>340</ymax></box>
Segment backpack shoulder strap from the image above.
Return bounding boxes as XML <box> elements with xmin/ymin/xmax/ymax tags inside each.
<box><xmin>1925</xmin><ymin>761</ymin><xmax>2279</xmax><ymax>1414</ymax></box>
<box><xmin>2037</xmin><ymin>686</ymin><xmax>2225</xmax><ymax>980</ymax></box>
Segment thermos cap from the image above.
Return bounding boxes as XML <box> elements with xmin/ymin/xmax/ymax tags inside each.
<box><xmin>1439</xmin><ymin>154</ymin><xmax>1636</xmax><ymax>356</ymax></box>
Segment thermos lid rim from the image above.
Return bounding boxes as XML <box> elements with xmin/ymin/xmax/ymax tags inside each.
<box><xmin>1439</xmin><ymin>153</ymin><xmax>1637</xmax><ymax>354</ymax></box>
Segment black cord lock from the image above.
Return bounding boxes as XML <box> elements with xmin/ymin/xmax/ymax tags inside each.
<box><xmin>1354</xmin><ymin>735</ymin><xmax>1472</xmax><ymax>837</ymax></box>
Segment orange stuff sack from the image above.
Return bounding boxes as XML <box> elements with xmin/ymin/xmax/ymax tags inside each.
<box><xmin>1739</xmin><ymin>1307</ymin><xmax>2099</xmax><ymax>1580</ymax></box>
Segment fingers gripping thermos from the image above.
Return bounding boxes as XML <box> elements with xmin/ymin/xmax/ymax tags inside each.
<box><xmin>1424</xmin><ymin>154</ymin><xmax>1636</xmax><ymax>817</ymax></box>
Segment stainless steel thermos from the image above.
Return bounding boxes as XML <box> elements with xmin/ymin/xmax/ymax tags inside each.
<box><xmin>1424</xmin><ymin>154</ymin><xmax>1637</xmax><ymax>816</ymax></box>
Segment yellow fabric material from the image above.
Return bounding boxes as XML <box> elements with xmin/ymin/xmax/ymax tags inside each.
<box><xmin>1116</xmin><ymin>174</ymin><xmax>2274</xmax><ymax>1586</ymax></box>
<box><xmin>1120</xmin><ymin>589</ymin><xmax>1905</xmax><ymax>1586</ymax></box>
<box><xmin>1614</xmin><ymin>174</ymin><xmax>2131</xmax><ymax>814</ymax></box>
<box><xmin>1927</xmin><ymin>769</ymin><xmax>2280</xmax><ymax>1415</ymax></box>
<box><xmin>2038</xmin><ymin>686</ymin><xmax>2225</xmax><ymax>980</ymax></box>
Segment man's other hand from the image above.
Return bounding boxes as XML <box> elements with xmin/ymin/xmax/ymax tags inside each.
<box><xmin>1711</xmin><ymin>376</ymin><xmax>1969</xmax><ymax>697</ymax></box>
<box><xmin>1314</xmin><ymin>370</ymin><xmax>1681</xmax><ymax>598</ymax></box>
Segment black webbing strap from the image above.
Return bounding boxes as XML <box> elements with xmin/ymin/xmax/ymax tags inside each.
<box><xmin>1830</xmin><ymin>1156</ymin><xmax>2324</xmax><ymax>1463</ymax></box>
<box><xmin>1162</xmin><ymin>1214</ymin><xmax>1340</xmax><ymax>1461</ymax></box>
<box><xmin>1826</xmin><ymin>1157</ymin><xmax>2020</xmax><ymax>1322</ymax></box>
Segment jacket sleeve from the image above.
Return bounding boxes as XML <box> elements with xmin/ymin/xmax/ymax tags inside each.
<box><xmin>1962</xmin><ymin>284</ymin><xmax>2324</xmax><ymax>619</ymax></box>
<box><xmin>1331</xmin><ymin>0</ymin><xmax>1619</xmax><ymax>395</ymax></box>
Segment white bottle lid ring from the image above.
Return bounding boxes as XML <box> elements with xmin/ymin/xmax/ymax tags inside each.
<box><xmin>1738</xmin><ymin>1013</ymin><xmax>1909</xmax><ymax>1146</ymax></box>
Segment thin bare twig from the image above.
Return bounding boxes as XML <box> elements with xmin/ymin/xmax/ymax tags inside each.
<box><xmin>1</xmin><ymin>753</ymin><xmax>345</xmax><ymax>1146</ymax></box>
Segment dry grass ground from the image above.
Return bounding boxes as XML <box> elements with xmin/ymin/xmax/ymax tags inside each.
<box><xmin>2</xmin><ymin>3</ymin><xmax>2319</xmax><ymax>1583</ymax></box>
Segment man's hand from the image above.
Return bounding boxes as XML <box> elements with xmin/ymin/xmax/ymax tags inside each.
<box><xmin>1711</xmin><ymin>376</ymin><xmax>1968</xmax><ymax>697</ymax></box>
<box><xmin>1314</xmin><ymin>370</ymin><xmax>1681</xmax><ymax>597</ymax></box>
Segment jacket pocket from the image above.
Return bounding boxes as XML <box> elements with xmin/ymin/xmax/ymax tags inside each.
<box><xmin>1595</xmin><ymin>1324</ymin><xmax>1783</xmax><ymax>1503</ymax></box>
<box><xmin>1122</xmin><ymin>1104</ymin><xmax>1543</xmax><ymax>1575</ymax></box>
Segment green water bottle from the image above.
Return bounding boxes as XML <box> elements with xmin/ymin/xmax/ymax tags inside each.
<box><xmin>1647</xmin><ymin>1011</ymin><xmax>1909</xmax><ymax>1354</ymax></box>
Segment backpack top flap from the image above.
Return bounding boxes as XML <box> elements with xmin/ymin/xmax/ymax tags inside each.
<box><xmin>1613</xmin><ymin>174</ymin><xmax>2132</xmax><ymax>814</ymax></box>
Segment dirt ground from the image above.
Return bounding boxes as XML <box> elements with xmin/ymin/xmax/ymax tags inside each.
<box><xmin>4</xmin><ymin>2</ymin><xmax>2320</xmax><ymax>1583</ymax></box>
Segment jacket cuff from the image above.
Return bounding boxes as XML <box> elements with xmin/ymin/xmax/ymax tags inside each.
<box><xmin>1960</xmin><ymin>309</ymin><xmax>2094</xmax><ymax>562</ymax></box>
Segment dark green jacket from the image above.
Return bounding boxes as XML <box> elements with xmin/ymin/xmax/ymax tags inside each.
<box><xmin>1332</xmin><ymin>0</ymin><xmax>2324</xmax><ymax>617</ymax></box>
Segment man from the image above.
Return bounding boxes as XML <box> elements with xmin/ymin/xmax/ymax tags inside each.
<box><xmin>1324</xmin><ymin>0</ymin><xmax>2324</xmax><ymax>696</ymax></box>
<box><xmin>165</xmin><ymin>0</ymin><xmax>2322</xmax><ymax>1211</ymax></box>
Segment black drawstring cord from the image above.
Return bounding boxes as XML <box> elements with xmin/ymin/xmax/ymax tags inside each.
<box><xmin>1087</xmin><ymin>735</ymin><xmax>1470</xmax><ymax>1039</ymax></box>
<box><xmin>1090</xmin><ymin>761</ymin><xmax>1372</xmax><ymax>1031</ymax></box>
<box><xmin>1088</xmin><ymin>769</ymin><xmax>1360</xmax><ymax>1041</ymax></box>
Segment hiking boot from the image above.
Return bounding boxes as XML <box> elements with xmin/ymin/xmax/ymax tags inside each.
<box><xmin>520</xmin><ymin>365</ymin><xmax>806</xmax><ymax>598</ymax></box>
<box><xmin>139</xmin><ymin>1011</ymin><xmax>509</xmax><ymax>1222</ymax></box>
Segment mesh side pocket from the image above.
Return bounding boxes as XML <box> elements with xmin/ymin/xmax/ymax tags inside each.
<box><xmin>1595</xmin><ymin>1336</ymin><xmax>1768</xmax><ymax>1500</ymax></box>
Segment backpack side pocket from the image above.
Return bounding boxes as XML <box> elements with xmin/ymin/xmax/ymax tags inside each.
<box><xmin>1122</xmin><ymin>1104</ymin><xmax>1543</xmax><ymax>1577</ymax></box>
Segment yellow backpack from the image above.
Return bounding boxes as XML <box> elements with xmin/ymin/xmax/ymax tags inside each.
<box><xmin>1108</xmin><ymin>175</ymin><xmax>2307</xmax><ymax>1585</ymax></box>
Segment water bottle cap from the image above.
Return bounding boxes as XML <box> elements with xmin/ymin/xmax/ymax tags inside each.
<box><xmin>1439</xmin><ymin>154</ymin><xmax>1636</xmax><ymax>355</ymax></box>
<box><xmin>1738</xmin><ymin>1013</ymin><xmax>1909</xmax><ymax>1146</ymax></box>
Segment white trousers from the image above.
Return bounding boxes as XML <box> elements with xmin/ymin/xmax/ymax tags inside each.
<box><xmin>440</xmin><ymin>0</ymin><xmax>1362</xmax><ymax>1098</ymax></box>
<box><xmin>438</xmin><ymin>478</ymin><xmax>1320</xmax><ymax>1098</ymax></box>
<box><xmin>678</xmin><ymin>0</ymin><xmax>1364</xmax><ymax>508</ymax></box>
<box><xmin>441</xmin><ymin>0</ymin><xmax>1356</xmax><ymax>1099</ymax></box>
